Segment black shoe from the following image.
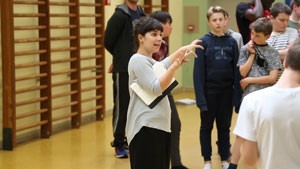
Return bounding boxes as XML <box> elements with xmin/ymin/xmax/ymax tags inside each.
<box><xmin>172</xmin><ymin>165</ymin><xmax>188</xmax><ymax>169</ymax></box>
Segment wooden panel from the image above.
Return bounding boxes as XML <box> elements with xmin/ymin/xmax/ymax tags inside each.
<box><xmin>143</xmin><ymin>0</ymin><xmax>169</xmax><ymax>15</ymax></box>
<box><xmin>1</xmin><ymin>0</ymin><xmax>105</xmax><ymax>150</ymax></box>
<box><xmin>1</xmin><ymin>0</ymin><xmax>16</xmax><ymax>150</ymax></box>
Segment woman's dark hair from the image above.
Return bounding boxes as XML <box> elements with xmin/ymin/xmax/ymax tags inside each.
<box><xmin>149</xmin><ymin>11</ymin><xmax>172</xmax><ymax>24</ymax></box>
<box><xmin>133</xmin><ymin>16</ymin><xmax>163</xmax><ymax>52</ymax></box>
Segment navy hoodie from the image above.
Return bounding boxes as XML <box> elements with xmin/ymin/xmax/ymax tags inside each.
<box><xmin>193</xmin><ymin>32</ymin><xmax>241</xmax><ymax>111</ymax></box>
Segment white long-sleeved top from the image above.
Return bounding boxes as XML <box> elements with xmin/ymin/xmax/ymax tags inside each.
<box><xmin>126</xmin><ymin>53</ymin><xmax>172</xmax><ymax>144</ymax></box>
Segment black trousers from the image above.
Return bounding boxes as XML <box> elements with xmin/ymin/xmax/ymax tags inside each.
<box><xmin>129</xmin><ymin>127</ymin><xmax>171</xmax><ymax>169</ymax></box>
<box><xmin>200</xmin><ymin>91</ymin><xmax>233</xmax><ymax>161</ymax></box>
<box><xmin>168</xmin><ymin>94</ymin><xmax>183</xmax><ymax>167</ymax></box>
<box><xmin>112</xmin><ymin>72</ymin><xmax>130</xmax><ymax>147</ymax></box>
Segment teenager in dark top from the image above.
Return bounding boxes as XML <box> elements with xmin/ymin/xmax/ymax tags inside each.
<box><xmin>104</xmin><ymin>0</ymin><xmax>145</xmax><ymax>158</ymax></box>
<box><xmin>150</xmin><ymin>11</ymin><xmax>188</xmax><ymax>169</ymax></box>
<box><xmin>193</xmin><ymin>6</ymin><xmax>240</xmax><ymax>169</ymax></box>
<box><xmin>236</xmin><ymin>0</ymin><xmax>275</xmax><ymax>44</ymax></box>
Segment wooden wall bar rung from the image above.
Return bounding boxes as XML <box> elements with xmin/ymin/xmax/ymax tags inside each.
<box><xmin>80</xmin><ymin>34</ymin><xmax>102</xmax><ymax>39</ymax></box>
<box><xmin>13</xmin><ymin>0</ymin><xmax>46</xmax><ymax>5</ymax></box>
<box><xmin>14</xmin><ymin>25</ymin><xmax>47</xmax><ymax>30</ymax></box>
<box><xmin>80</xmin><ymin>55</ymin><xmax>102</xmax><ymax>60</ymax></box>
<box><xmin>16</xmin><ymin>109</ymin><xmax>48</xmax><ymax>119</ymax></box>
<box><xmin>143</xmin><ymin>0</ymin><xmax>169</xmax><ymax>15</ymax></box>
<box><xmin>80</xmin><ymin>45</ymin><xmax>101</xmax><ymax>50</ymax></box>
<box><xmin>52</xmin><ymin>101</ymin><xmax>78</xmax><ymax>111</ymax></box>
<box><xmin>151</xmin><ymin>5</ymin><xmax>167</xmax><ymax>8</ymax></box>
<box><xmin>14</xmin><ymin>13</ymin><xmax>46</xmax><ymax>17</ymax></box>
<box><xmin>15</xmin><ymin>73</ymin><xmax>47</xmax><ymax>81</ymax></box>
<box><xmin>79</xmin><ymin>3</ymin><xmax>101</xmax><ymax>6</ymax></box>
<box><xmin>52</xmin><ymin>112</ymin><xmax>78</xmax><ymax>122</ymax></box>
<box><xmin>142</xmin><ymin>5</ymin><xmax>151</xmax><ymax>8</ymax></box>
<box><xmin>49</xmin><ymin>13</ymin><xmax>76</xmax><ymax>17</ymax></box>
<box><xmin>15</xmin><ymin>61</ymin><xmax>48</xmax><ymax>69</ymax></box>
<box><xmin>81</xmin><ymin>95</ymin><xmax>102</xmax><ymax>103</ymax></box>
<box><xmin>51</xmin><ymin>47</ymin><xmax>77</xmax><ymax>52</ymax></box>
<box><xmin>51</xmin><ymin>69</ymin><xmax>77</xmax><ymax>76</ymax></box>
<box><xmin>16</xmin><ymin>120</ymin><xmax>48</xmax><ymax>132</ymax></box>
<box><xmin>15</xmin><ymin>49</ymin><xmax>47</xmax><ymax>56</ymax></box>
<box><xmin>51</xmin><ymin>58</ymin><xmax>77</xmax><ymax>64</ymax></box>
<box><xmin>49</xmin><ymin>2</ymin><xmax>76</xmax><ymax>6</ymax></box>
<box><xmin>16</xmin><ymin>97</ymin><xmax>48</xmax><ymax>107</ymax></box>
<box><xmin>81</xmin><ymin>75</ymin><xmax>102</xmax><ymax>82</ymax></box>
<box><xmin>50</xmin><ymin>25</ymin><xmax>77</xmax><ymax>29</ymax></box>
<box><xmin>82</xmin><ymin>105</ymin><xmax>103</xmax><ymax>114</ymax></box>
<box><xmin>51</xmin><ymin>79</ymin><xmax>78</xmax><ymax>87</ymax></box>
<box><xmin>79</xmin><ymin>14</ymin><xmax>102</xmax><ymax>17</ymax></box>
<box><xmin>51</xmin><ymin>36</ymin><xmax>77</xmax><ymax>41</ymax></box>
<box><xmin>81</xmin><ymin>65</ymin><xmax>102</xmax><ymax>71</ymax></box>
<box><xmin>80</xmin><ymin>24</ymin><xmax>102</xmax><ymax>28</ymax></box>
<box><xmin>81</xmin><ymin>85</ymin><xmax>102</xmax><ymax>92</ymax></box>
<box><xmin>52</xmin><ymin>91</ymin><xmax>78</xmax><ymax>99</ymax></box>
<box><xmin>15</xmin><ymin>37</ymin><xmax>47</xmax><ymax>43</ymax></box>
<box><xmin>16</xmin><ymin>85</ymin><xmax>48</xmax><ymax>94</ymax></box>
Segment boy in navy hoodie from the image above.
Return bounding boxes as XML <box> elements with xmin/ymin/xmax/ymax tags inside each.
<box><xmin>193</xmin><ymin>6</ymin><xmax>240</xmax><ymax>169</ymax></box>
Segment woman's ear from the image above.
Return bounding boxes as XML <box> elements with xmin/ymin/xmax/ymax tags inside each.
<box><xmin>138</xmin><ymin>34</ymin><xmax>143</xmax><ymax>43</ymax></box>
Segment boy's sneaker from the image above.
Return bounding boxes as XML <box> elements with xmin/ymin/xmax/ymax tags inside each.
<box><xmin>221</xmin><ymin>161</ymin><xmax>229</xmax><ymax>169</ymax></box>
<box><xmin>115</xmin><ymin>146</ymin><xmax>128</xmax><ymax>158</ymax></box>
<box><xmin>203</xmin><ymin>163</ymin><xmax>212</xmax><ymax>169</ymax></box>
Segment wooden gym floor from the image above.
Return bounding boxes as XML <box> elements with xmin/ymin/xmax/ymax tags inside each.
<box><xmin>0</xmin><ymin>91</ymin><xmax>255</xmax><ymax>169</ymax></box>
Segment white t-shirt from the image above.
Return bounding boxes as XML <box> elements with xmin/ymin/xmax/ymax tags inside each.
<box><xmin>234</xmin><ymin>86</ymin><xmax>300</xmax><ymax>169</ymax></box>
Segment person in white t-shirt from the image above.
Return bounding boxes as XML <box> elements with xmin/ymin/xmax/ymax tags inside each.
<box><xmin>233</xmin><ymin>37</ymin><xmax>300</xmax><ymax>169</ymax></box>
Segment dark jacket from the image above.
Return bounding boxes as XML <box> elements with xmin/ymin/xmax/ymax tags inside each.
<box><xmin>193</xmin><ymin>32</ymin><xmax>241</xmax><ymax>111</ymax></box>
<box><xmin>104</xmin><ymin>4</ymin><xmax>145</xmax><ymax>72</ymax></box>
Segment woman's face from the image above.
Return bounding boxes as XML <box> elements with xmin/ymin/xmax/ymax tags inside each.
<box><xmin>139</xmin><ymin>30</ymin><xmax>163</xmax><ymax>55</ymax></box>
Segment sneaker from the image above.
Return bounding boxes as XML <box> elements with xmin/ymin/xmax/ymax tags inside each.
<box><xmin>115</xmin><ymin>146</ymin><xmax>128</xmax><ymax>158</ymax></box>
<box><xmin>172</xmin><ymin>165</ymin><xmax>188</xmax><ymax>169</ymax></box>
<box><xmin>203</xmin><ymin>163</ymin><xmax>212</xmax><ymax>169</ymax></box>
<box><xmin>111</xmin><ymin>139</ymin><xmax>129</xmax><ymax>150</ymax></box>
<box><xmin>221</xmin><ymin>161</ymin><xmax>229</xmax><ymax>169</ymax></box>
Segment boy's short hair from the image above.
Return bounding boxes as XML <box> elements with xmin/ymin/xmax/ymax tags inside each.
<box><xmin>149</xmin><ymin>11</ymin><xmax>172</xmax><ymax>24</ymax></box>
<box><xmin>270</xmin><ymin>2</ymin><xmax>291</xmax><ymax>18</ymax></box>
<box><xmin>249</xmin><ymin>17</ymin><xmax>273</xmax><ymax>36</ymax></box>
<box><xmin>224</xmin><ymin>10</ymin><xmax>229</xmax><ymax>18</ymax></box>
<box><xmin>290</xmin><ymin>0</ymin><xmax>300</xmax><ymax>9</ymax></box>
<box><xmin>133</xmin><ymin>17</ymin><xmax>163</xmax><ymax>52</ymax></box>
<box><xmin>285</xmin><ymin>38</ymin><xmax>300</xmax><ymax>70</ymax></box>
<box><xmin>206</xmin><ymin>6</ymin><xmax>227</xmax><ymax>20</ymax></box>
